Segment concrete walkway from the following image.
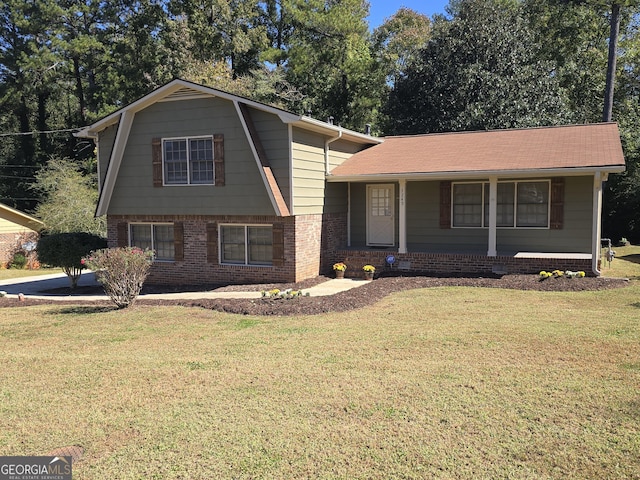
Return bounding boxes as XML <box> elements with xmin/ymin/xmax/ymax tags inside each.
<box><xmin>0</xmin><ymin>272</ymin><xmax>369</xmax><ymax>302</ymax></box>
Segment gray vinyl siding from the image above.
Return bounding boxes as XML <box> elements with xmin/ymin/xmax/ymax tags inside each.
<box><xmin>246</xmin><ymin>106</ymin><xmax>291</xmax><ymax>208</ymax></box>
<box><xmin>98</xmin><ymin>124</ymin><xmax>118</xmax><ymax>189</ymax></box>
<box><xmin>404</xmin><ymin>176</ymin><xmax>593</xmax><ymax>254</ymax></box>
<box><xmin>106</xmin><ymin>97</ymin><xmax>275</xmax><ymax>216</ymax></box>
<box><xmin>327</xmin><ymin>139</ymin><xmax>366</xmax><ymax>170</ymax></box>
<box><xmin>291</xmin><ymin>128</ymin><xmax>327</xmax><ymax>215</ymax></box>
<box><xmin>292</xmin><ymin>129</ymin><xmax>370</xmax><ymax>215</ymax></box>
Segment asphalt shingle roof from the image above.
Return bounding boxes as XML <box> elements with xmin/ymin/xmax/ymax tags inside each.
<box><xmin>329</xmin><ymin>123</ymin><xmax>625</xmax><ymax>178</ymax></box>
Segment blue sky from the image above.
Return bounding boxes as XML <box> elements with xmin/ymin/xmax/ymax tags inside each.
<box><xmin>367</xmin><ymin>0</ymin><xmax>450</xmax><ymax>29</ymax></box>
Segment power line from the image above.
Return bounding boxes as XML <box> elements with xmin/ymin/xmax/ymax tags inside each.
<box><xmin>0</xmin><ymin>164</ymin><xmax>41</xmax><ymax>168</ymax></box>
<box><xmin>0</xmin><ymin>127</ymin><xmax>81</xmax><ymax>137</ymax></box>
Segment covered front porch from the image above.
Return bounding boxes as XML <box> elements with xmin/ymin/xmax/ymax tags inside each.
<box><xmin>323</xmin><ymin>174</ymin><xmax>605</xmax><ymax>277</ymax></box>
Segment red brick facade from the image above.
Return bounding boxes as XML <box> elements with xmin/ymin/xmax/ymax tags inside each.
<box><xmin>108</xmin><ymin>214</ymin><xmax>328</xmax><ymax>285</ymax></box>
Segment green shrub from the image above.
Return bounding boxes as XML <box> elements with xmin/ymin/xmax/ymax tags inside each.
<box><xmin>83</xmin><ymin>247</ymin><xmax>154</xmax><ymax>308</ymax></box>
<box><xmin>9</xmin><ymin>252</ymin><xmax>27</xmax><ymax>269</ymax></box>
<box><xmin>37</xmin><ymin>232</ymin><xmax>107</xmax><ymax>288</ymax></box>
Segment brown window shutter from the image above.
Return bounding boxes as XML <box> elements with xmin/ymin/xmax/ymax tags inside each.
<box><xmin>272</xmin><ymin>223</ymin><xmax>284</xmax><ymax>266</ymax></box>
<box><xmin>152</xmin><ymin>137</ymin><xmax>163</xmax><ymax>187</ymax></box>
<box><xmin>440</xmin><ymin>181</ymin><xmax>452</xmax><ymax>229</ymax></box>
<box><xmin>214</xmin><ymin>134</ymin><xmax>225</xmax><ymax>186</ymax></box>
<box><xmin>117</xmin><ymin>222</ymin><xmax>129</xmax><ymax>247</ymax></box>
<box><xmin>207</xmin><ymin>223</ymin><xmax>218</xmax><ymax>263</ymax></box>
<box><xmin>173</xmin><ymin>222</ymin><xmax>184</xmax><ymax>261</ymax></box>
<box><xmin>550</xmin><ymin>178</ymin><xmax>565</xmax><ymax>230</ymax></box>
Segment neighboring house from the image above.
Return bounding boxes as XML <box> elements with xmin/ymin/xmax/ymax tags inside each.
<box><xmin>76</xmin><ymin>79</ymin><xmax>625</xmax><ymax>284</ymax></box>
<box><xmin>0</xmin><ymin>203</ymin><xmax>44</xmax><ymax>267</ymax></box>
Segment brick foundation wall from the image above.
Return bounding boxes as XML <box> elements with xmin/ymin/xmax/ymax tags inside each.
<box><xmin>108</xmin><ymin>214</ymin><xmax>326</xmax><ymax>285</ymax></box>
<box><xmin>319</xmin><ymin>212</ymin><xmax>348</xmax><ymax>273</ymax></box>
<box><xmin>293</xmin><ymin>214</ymin><xmax>323</xmax><ymax>281</ymax></box>
<box><xmin>330</xmin><ymin>250</ymin><xmax>593</xmax><ymax>278</ymax></box>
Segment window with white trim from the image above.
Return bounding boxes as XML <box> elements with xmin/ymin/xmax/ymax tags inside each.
<box><xmin>130</xmin><ymin>223</ymin><xmax>175</xmax><ymax>261</ymax></box>
<box><xmin>452</xmin><ymin>180</ymin><xmax>550</xmax><ymax>228</ymax></box>
<box><xmin>220</xmin><ymin>225</ymin><xmax>273</xmax><ymax>266</ymax></box>
<box><xmin>163</xmin><ymin>136</ymin><xmax>214</xmax><ymax>185</ymax></box>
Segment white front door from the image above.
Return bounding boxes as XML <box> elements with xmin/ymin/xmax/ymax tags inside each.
<box><xmin>367</xmin><ymin>184</ymin><xmax>395</xmax><ymax>246</ymax></box>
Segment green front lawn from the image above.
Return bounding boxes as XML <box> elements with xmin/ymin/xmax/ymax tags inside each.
<box><xmin>601</xmin><ymin>243</ymin><xmax>640</xmax><ymax>280</ymax></box>
<box><xmin>0</xmin><ymin>267</ymin><xmax>63</xmax><ymax>281</ymax></box>
<box><xmin>1</xmin><ymin>281</ymin><xmax>639</xmax><ymax>479</ymax></box>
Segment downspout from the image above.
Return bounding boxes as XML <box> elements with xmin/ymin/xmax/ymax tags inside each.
<box><xmin>591</xmin><ymin>171</ymin><xmax>606</xmax><ymax>276</ymax></box>
<box><xmin>325</xmin><ymin>129</ymin><xmax>342</xmax><ymax>175</ymax></box>
<box><xmin>347</xmin><ymin>182</ymin><xmax>353</xmax><ymax>247</ymax></box>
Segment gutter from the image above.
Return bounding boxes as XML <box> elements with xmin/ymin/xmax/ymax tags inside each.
<box><xmin>326</xmin><ymin>166</ymin><xmax>626</xmax><ymax>183</ymax></box>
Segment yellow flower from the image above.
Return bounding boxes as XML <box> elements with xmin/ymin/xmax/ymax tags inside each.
<box><xmin>333</xmin><ymin>262</ymin><xmax>347</xmax><ymax>271</ymax></box>
<box><xmin>363</xmin><ymin>264</ymin><xmax>376</xmax><ymax>272</ymax></box>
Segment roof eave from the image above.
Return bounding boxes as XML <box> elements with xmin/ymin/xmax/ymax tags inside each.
<box><xmin>77</xmin><ymin>79</ymin><xmax>379</xmax><ymax>140</ymax></box>
<box><xmin>326</xmin><ymin>165</ymin><xmax>626</xmax><ymax>182</ymax></box>
<box><xmin>292</xmin><ymin>117</ymin><xmax>383</xmax><ymax>144</ymax></box>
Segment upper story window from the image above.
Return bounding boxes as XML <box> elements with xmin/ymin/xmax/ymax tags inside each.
<box><xmin>452</xmin><ymin>180</ymin><xmax>550</xmax><ymax>228</ymax></box>
<box><xmin>163</xmin><ymin>136</ymin><xmax>214</xmax><ymax>185</ymax></box>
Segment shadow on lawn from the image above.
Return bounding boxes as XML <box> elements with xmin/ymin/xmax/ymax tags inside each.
<box><xmin>50</xmin><ymin>305</ymin><xmax>119</xmax><ymax>315</ymax></box>
<box><xmin>618</xmin><ymin>254</ymin><xmax>640</xmax><ymax>265</ymax></box>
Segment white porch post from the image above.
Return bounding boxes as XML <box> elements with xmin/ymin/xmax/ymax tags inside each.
<box><xmin>399</xmin><ymin>179</ymin><xmax>407</xmax><ymax>254</ymax></box>
<box><xmin>591</xmin><ymin>172</ymin><xmax>605</xmax><ymax>275</ymax></box>
<box><xmin>347</xmin><ymin>182</ymin><xmax>352</xmax><ymax>247</ymax></box>
<box><xmin>487</xmin><ymin>176</ymin><xmax>498</xmax><ymax>257</ymax></box>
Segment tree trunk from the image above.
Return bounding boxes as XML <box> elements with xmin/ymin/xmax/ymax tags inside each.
<box><xmin>603</xmin><ymin>2</ymin><xmax>621</xmax><ymax>122</ymax></box>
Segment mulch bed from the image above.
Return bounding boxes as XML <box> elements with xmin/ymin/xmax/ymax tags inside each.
<box><xmin>0</xmin><ymin>273</ymin><xmax>630</xmax><ymax>316</ymax></box>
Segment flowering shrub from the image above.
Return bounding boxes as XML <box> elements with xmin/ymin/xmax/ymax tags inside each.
<box><xmin>82</xmin><ymin>247</ymin><xmax>154</xmax><ymax>308</ymax></box>
<box><xmin>333</xmin><ymin>262</ymin><xmax>347</xmax><ymax>271</ymax></box>
<box><xmin>362</xmin><ymin>264</ymin><xmax>376</xmax><ymax>273</ymax></box>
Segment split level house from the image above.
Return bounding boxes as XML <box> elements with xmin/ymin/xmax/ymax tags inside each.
<box><xmin>76</xmin><ymin>79</ymin><xmax>626</xmax><ymax>285</ymax></box>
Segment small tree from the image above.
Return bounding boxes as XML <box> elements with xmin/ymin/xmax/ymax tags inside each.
<box><xmin>36</xmin><ymin>233</ymin><xmax>107</xmax><ymax>289</ymax></box>
<box><xmin>32</xmin><ymin>157</ymin><xmax>106</xmax><ymax>236</ymax></box>
<box><xmin>82</xmin><ymin>247</ymin><xmax>154</xmax><ymax>308</ymax></box>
